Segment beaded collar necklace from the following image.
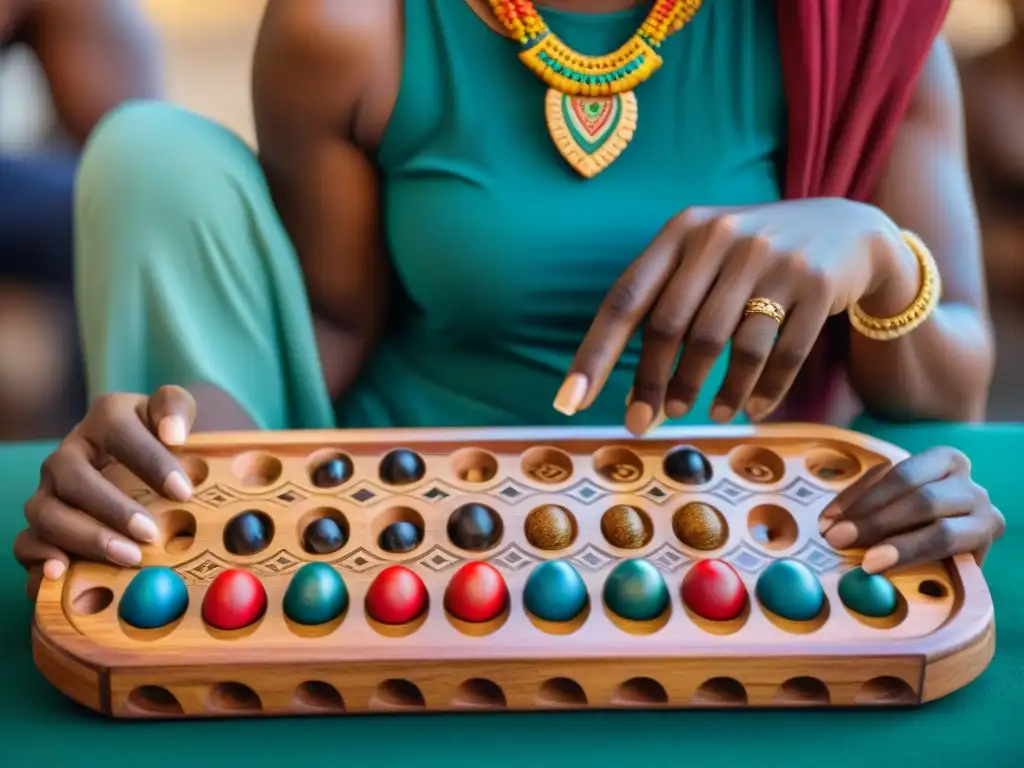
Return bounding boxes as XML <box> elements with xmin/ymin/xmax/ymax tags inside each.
<box><xmin>487</xmin><ymin>0</ymin><xmax>704</xmax><ymax>178</ymax></box>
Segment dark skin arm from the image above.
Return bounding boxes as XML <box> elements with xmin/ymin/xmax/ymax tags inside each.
<box><xmin>182</xmin><ymin>0</ymin><xmax>393</xmax><ymax>431</ymax></box>
<box><xmin>252</xmin><ymin>0</ymin><xmax>391</xmax><ymax>401</ymax></box>
<box><xmin>19</xmin><ymin>0</ymin><xmax>162</xmax><ymax>147</ymax></box>
<box><xmin>853</xmin><ymin>38</ymin><xmax>994</xmax><ymax>422</ymax></box>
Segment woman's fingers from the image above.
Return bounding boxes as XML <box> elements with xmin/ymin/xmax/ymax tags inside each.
<box><xmin>14</xmin><ymin>528</ymin><xmax>69</xmax><ymax>574</ymax></box>
<box><xmin>556</xmin><ymin>222</ymin><xmax>685</xmax><ymax>416</ymax></box>
<box><xmin>24</xmin><ymin>492</ymin><xmax>142</xmax><ymax>567</ymax></box>
<box><xmin>743</xmin><ymin>291</ymin><xmax>831</xmax><ymax>421</ymax></box>
<box><xmin>824</xmin><ymin>447</ymin><xmax>966</xmax><ymax>526</ymax></box>
<box><xmin>823</xmin><ymin>475</ymin><xmax>978</xmax><ymax>550</ymax></box>
<box><xmin>627</xmin><ymin>231</ymin><xmax>728</xmax><ymax>433</ymax></box>
<box><xmin>14</xmin><ymin>529</ymin><xmax>70</xmax><ymax>600</ymax></box>
<box><xmin>83</xmin><ymin>393</ymin><xmax>193</xmax><ymax>503</ymax></box>
<box><xmin>146</xmin><ymin>384</ymin><xmax>197</xmax><ymax>446</ymax></box>
<box><xmin>41</xmin><ymin>439</ymin><xmax>159</xmax><ymax>544</ymax></box>
<box><xmin>662</xmin><ymin>241</ymin><xmax>763</xmax><ymax>419</ymax></box>
<box><xmin>861</xmin><ymin>514</ymin><xmax>994</xmax><ymax>574</ymax></box>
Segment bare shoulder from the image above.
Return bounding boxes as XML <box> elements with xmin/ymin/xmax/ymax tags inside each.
<box><xmin>253</xmin><ymin>0</ymin><xmax>401</xmax><ymax>136</ymax></box>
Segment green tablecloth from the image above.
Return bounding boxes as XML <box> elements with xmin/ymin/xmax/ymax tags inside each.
<box><xmin>1</xmin><ymin>423</ymin><xmax>1022</xmax><ymax>767</ymax></box>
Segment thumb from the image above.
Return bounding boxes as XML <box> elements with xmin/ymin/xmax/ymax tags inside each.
<box><xmin>146</xmin><ymin>385</ymin><xmax>197</xmax><ymax>446</ymax></box>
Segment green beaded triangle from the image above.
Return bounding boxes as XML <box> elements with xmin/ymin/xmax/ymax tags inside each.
<box><xmin>545</xmin><ymin>89</ymin><xmax>638</xmax><ymax>178</ymax></box>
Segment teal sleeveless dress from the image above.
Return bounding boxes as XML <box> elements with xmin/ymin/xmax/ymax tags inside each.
<box><xmin>73</xmin><ymin>0</ymin><xmax>786</xmax><ymax>431</ymax></box>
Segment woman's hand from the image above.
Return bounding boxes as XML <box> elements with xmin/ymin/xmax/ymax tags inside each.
<box><xmin>553</xmin><ymin>198</ymin><xmax>918</xmax><ymax>432</ymax></box>
<box><xmin>14</xmin><ymin>386</ymin><xmax>197</xmax><ymax>600</ymax></box>
<box><xmin>820</xmin><ymin>447</ymin><xmax>1004</xmax><ymax>573</ymax></box>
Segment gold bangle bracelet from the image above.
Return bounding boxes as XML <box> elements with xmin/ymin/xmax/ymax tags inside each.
<box><xmin>848</xmin><ymin>230</ymin><xmax>942</xmax><ymax>341</ymax></box>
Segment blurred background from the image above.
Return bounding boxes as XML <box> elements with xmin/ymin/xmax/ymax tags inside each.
<box><xmin>0</xmin><ymin>0</ymin><xmax>1021</xmax><ymax>441</ymax></box>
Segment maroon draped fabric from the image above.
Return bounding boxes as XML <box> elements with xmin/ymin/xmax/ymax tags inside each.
<box><xmin>773</xmin><ymin>0</ymin><xmax>951</xmax><ymax>423</ymax></box>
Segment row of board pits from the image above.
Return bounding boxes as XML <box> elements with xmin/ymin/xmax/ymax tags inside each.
<box><xmin>158</xmin><ymin>500</ymin><xmax>816</xmax><ymax>559</ymax></box>
<box><xmin>123</xmin><ymin>673</ymin><xmax>917</xmax><ymax>717</ymax></box>
<box><xmin>179</xmin><ymin>444</ymin><xmax>865</xmax><ymax>492</ymax></box>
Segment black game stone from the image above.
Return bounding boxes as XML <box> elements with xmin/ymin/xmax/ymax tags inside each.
<box><xmin>447</xmin><ymin>503</ymin><xmax>502</xmax><ymax>552</ymax></box>
<box><xmin>379</xmin><ymin>449</ymin><xmax>426</xmax><ymax>486</ymax></box>
<box><xmin>223</xmin><ymin>510</ymin><xmax>273</xmax><ymax>556</ymax></box>
<box><xmin>663</xmin><ymin>446</ymin><xmax>712</xmax><ymax>485</ymax></box>
<box><xmin>311</xmin><ymin>455</ymin><xmax>353</xmax><ymax>488</ymax></box>
<box><xmin>303</xmin><ymin>517</ymin><xmax>347</xmax><ymax>555</ymax></box>
<box><xmin>378</xmin><ymin>521</ymin><xmax>423</xmax><ymax>554</ymax></box>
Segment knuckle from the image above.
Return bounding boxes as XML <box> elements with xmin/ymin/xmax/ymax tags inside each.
<box><xmin>686</xmin><ymin>330</ymin><xmax>726</xmax><ymax>358</ymax></box>
<box><xmin>668</xmin><ymin>378</ymin><xmax>702</xmax><ymax>404</ymax></box>
<box><xmin>731</xmin><ymin>341</ymin><xmax>768</xmax><ymax>370</ymax></box>
<box><xmin>673</xmin><ymin>207</ymin><xmax>707</xmax><ymax>230</ymax></box>
<box><xmin>604</xmin><ymin>280</ymin><xmax>644</xmax><ymax>319</ymax></box>
<box><xmin>934</xmin><ymin>519</ymin><xmax>957</xmax><ymax>554</ymax></box>
<box><xmin>632</xmin><ymin>381</ymin><xmax>665</xmax><ymax>404</ymax></box>
<box><xmin>23</xmin><ymin>494</ymin><xmax>41</xmax><ymax>527</ymax></box>
<box><xmin>971</xmin><ymin>482</ymin><xmax>991</xmax><ymax>508</ymax></box>
<box><xmin>709</xmin><ymin>214</ymin><xmax>739</xmax><ymax>238</ymax></box>
<box><xmin>646</xmin><ymin>308</ymin><xmax>686</xmax><ymax>339</ymax></box>
<box><xmin>801</xmin><ymin>265</ymin><xmax>833</xmax><ymax>294</ymax></box>
<box><xmin>774</xmin><ymin>343</ymin><xmax>811</xmax><ymax>372</ymax></box>
<box><xmin>916</xmin><ymin>484</ymin><xmax>942</xmax><ymax>516</ymax></box>
<box><xmin>949</xmin><ymin>448</ymin><xmax>971</xmax><ymax>473</ymax></box>
<box><xmin>991</xmin><ymin>507</ymin><xmax>1007</xmax><ymax>539</ymax></box>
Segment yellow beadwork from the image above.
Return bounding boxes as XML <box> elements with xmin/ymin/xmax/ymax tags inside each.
<box><xmin>488</xmin><ymin>0</ymin><xmax>704</xmax><ymax>96</ymax></box>
<box><xmin>487</xmin><ymin>0</ymin><xmax>706</xmax><ymax>178</ymax></box>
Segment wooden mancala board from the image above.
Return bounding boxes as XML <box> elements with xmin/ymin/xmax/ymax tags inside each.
<box><xmin>32</xmin><ymin>425</ymin><xmax>995</xmax><ymax>718</ymax></box>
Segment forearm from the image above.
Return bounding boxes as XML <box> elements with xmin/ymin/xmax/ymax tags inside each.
<box><xmin>847</xmin><ymin>301</ymin><xmax>994</xmax><ymax>422</ymax></box>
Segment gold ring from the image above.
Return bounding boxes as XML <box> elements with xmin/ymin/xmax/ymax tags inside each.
<box><xmin>744</xmin><ymin>297</ymin><xmax>786</xmax><ymax>325</ymax></box>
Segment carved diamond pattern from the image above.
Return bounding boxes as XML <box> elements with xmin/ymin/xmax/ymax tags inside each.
<box><xmin>648</xmin><ymin>543</ymin><xmax>692</xmax><ymax>573</ymax></box>
<box><xmin>490</xmin><ymin>543</ymin><xmax>537</xmax><ymax>572</ymax></box>
<box><xmin>707</xmin><ymin>479</ymin><xmax>754</xmax><ymax>505</ymax></box>
<box><xmin>492</xmin><ymin>479</ymin><xmax>535</xmax><ymax>505</ymax></box>
<box><xmin>416</xmin><ymin>546</ymin><xmax>463</xmax><ymax>573</ymax></box>
<box><xmin>564</xmin><ymin>480</ymin><xmax>608</xmax><ymax>505</ymax></box>
<box><xmin>638</xmin><ymin>481</ymin><xmax>674</xmax><ymax>505</ymax></box>
<box><xmin>416</xmin><ymin>481</ymin><xmax>460</xmax><ymax>504</ymax></box>
<box><xmin>793</xmin><ymin>540</ymin><xmax>844</xmax><ymax>574</ymax></box>
<box><xmin>342</xmin><ymin>481</ymin><xmax>390</xmax><ymax>506</ymax></box>
<box><xmin>269</xmin><ymin>483</ymin><xmax>308</xmax><ymax>507</ymax></box>
<box><xmin>253</xmin><ymin>550</ymin><xmax>303</xmax><ymax>577</ymax></box>
<box><xmin>175</xmin><ymin>550</ymin><xmax>233</xmax><ymax>583</ymax></box>
<box><xmin>569</xmin><ymin>544</ymin><xmax>617</xmax><ymax>571</ymax></box>
<box><xmin>780</xmin><ymin>478</ymin><xmax>829</xmax><ymax>506</ymax></box>
<box><xmin>334</xmin><ymin>547</ymin><xmax>386</xmax><ymax>573</ymax></box>
<box><xmin>723</xmin><ymin>543</ymin><xmax>772</xmax><ymax>575</ymax></box>
<box><xmin>194</xmin><ymin>485</ymin><xmax>239</xmax><ymax>509</ymax></box>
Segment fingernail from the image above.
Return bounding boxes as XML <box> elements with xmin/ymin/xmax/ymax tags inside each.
<box><xmin>862</xmin><ymin>544</ymin><xmax>899</xmax><ymax>574</ymax></box>
<box><xmin>817</xmin><ymin>505</ymin><xmax>841</xmax><ymax>533</ymax></box>
<box><xmin>746</xmin><ymin>397</ymin><xmax>770</xmax><ymax>420</ymax></box>
<box><xmin>127</xmin><ymin>513</ymin><xmax>159</xmax><ymax>543</ymax></box>
<box><xmin>625</xmin><ymin>401</ymin><xmax>654</xmax><ymax>435</ymax></box>
<box><xmin>711</xmin><ymin>403</ymin><xmax>733</xmax><ymax>423</ymax></box>
<box><xmin>159</xmin><ymin>415</ymin><xmax>188</xmax><ymax>446</ymax></box>
<box><xmin>106</xmin><ymin>538</ymin><xmax>142</xmax><ymax>567</ymax></box>
<box><xmin>665</xmin><ymin>399</ymin><xmax>689</xmax><ymax>419</ymax></box>
<box><xmin>554</xmin><ymin>373</ymin><xmax>589</xmax><ymax>416</ymax></box>
<box><xmin>43</xmin><ymin>560</ymin><xmax>66</xmax><ymax>580</ymax></box>
<box><xmin>164</xmin><ymin>470</ymin><xmax>193</xmax><ymax>501</ymax></box>
<box><xmin>825</xmin><ymin>521</ymin><xmax>858</xmax><ymax>549</ymax></box>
